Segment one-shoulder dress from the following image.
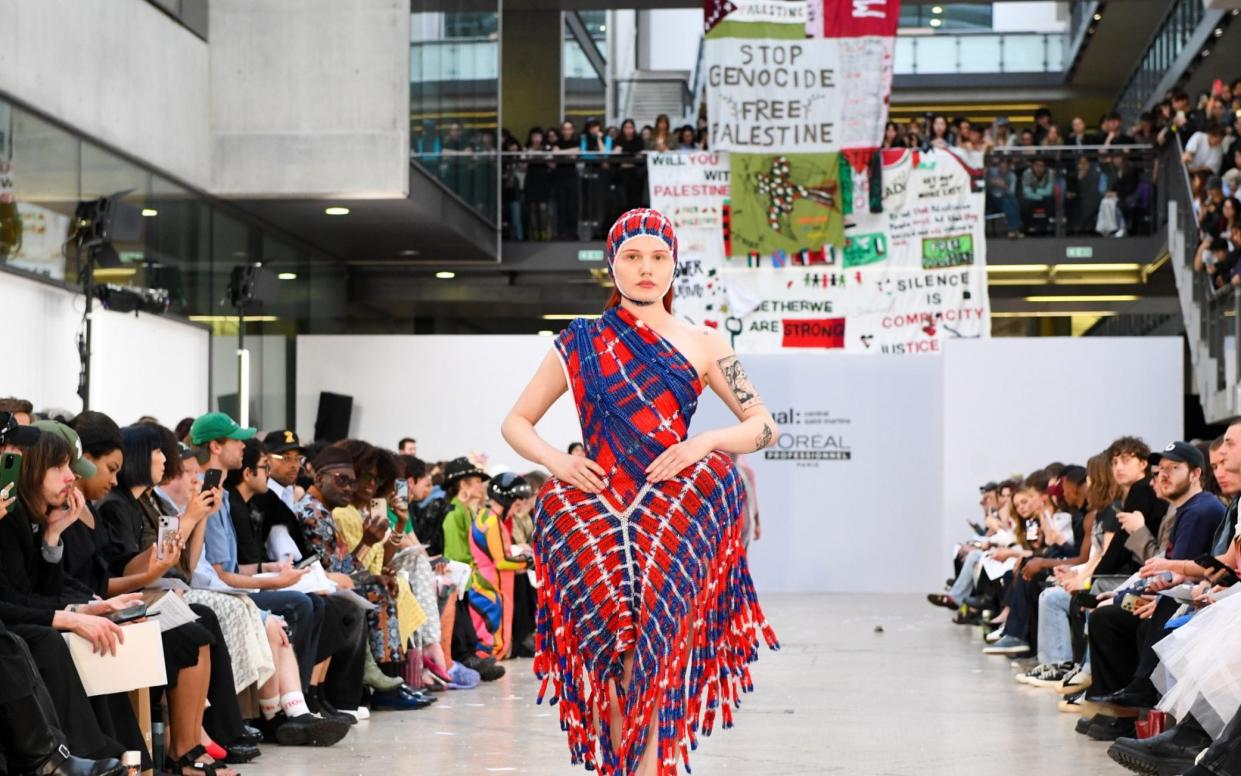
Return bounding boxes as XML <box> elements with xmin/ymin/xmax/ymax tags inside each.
<box><xmin>532</xmin><ymin>306</ymin><xmax>778</xmax><ymax>775</ymax></box>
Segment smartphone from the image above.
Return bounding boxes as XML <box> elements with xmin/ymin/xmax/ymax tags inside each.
<box><xmin>157</xmin><ymin>515</ymin><xmax>180</xmax><ymax>560</ymax></box>
<box><xmin>395</xmin><ymin>479</ymin><xmax>408</xmax><ymax>501</ymax></box>
<box><xmin>1194</xmin><ymin>554</ymin><xmax>1240</xmax><ymax>586</ymax></box>
<box><xmin>105</xmin><ymin>603</ymin><xmax>150</xmax><ymax>624</ymax></box>
<box><xmin>1025</xmin><ymin>520</ymin><xmax>1038</xmax><ymax>542</ymax></box>
<box><xmin>294</xmin><ymin>553</ymin><xmax>320</xmax><ymax>570</ymax></box>
<box><xmin>0</xmin><ymin>452</ymin><xmax>19</xmax><ymax>495</ymax></box>
<box><xmin>370</xmin><ymin>497</ymin><xmax>386</xmax><ymax>517</ymax></box>
<box><xmin>201</xmin><ymin>468</ymin><xmax>224</xmax><ymax>492</ymax></box>
<box><xmin>1120</xmin><ymin>593</ymin><xmax>1142</xmax><ymax>613</ymax></box>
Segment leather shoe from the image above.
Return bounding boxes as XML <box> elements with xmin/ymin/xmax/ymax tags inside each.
<box><xmin>222</xmin><ymin>743</ymin><xmax>262</xmax><ymax>764</ymax></box>
<box><xmin>237</xmin><ymin>724</ymin><xmax>264</xmax><ymax>746</ymax></box>
<box><xmin>33</xmin><ymin>745</ymin><xmax>124</xmax><ymax>776</ymax></box>
<box><xmin>398</xmin><ymin>685</ymin><xmax>437</xmax><ymax>704</ymax></box>
<box><xmin>1108</xmin><ymin>726</ymin><xmax>1210</xmax><ymax>776</ymax></box>
<box><xmin>371</xmin><ymin>688</ymin><xmax>433</xmax><ymax>711</ymax></box>
<box><xmin>1087</xmin><ymin>715</ymin><xmax>1137</xmax><ymax>742</ymax></box>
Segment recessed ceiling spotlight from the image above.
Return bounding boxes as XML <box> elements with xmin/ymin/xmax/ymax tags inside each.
<box><xmin>929</xmin><ymin>18</ymin><xmax>942</xmax><ymax>27</ymax></box>
<box><xmin>436</xmin><ymin>271</ymin><xmax>456</xmax><ymax>279</ymax></box>
<box><xmin>141</xmin><ymin>208</ymin><xmax>158</xmax><ymax>217</ymax></box>
<box><xmin>277</xmin><ymin>272</ymin><xmax>298</xmax><ymax>280</ymax></box>
<box><xmin>399</xmin><ymin>249</ymin><xmax>421</xmax><ymax>257</ymax></box>
<box><xmin>325</xmin><ymin>206</ymin><xmax>350</xmax><ymax>216</ymax></box>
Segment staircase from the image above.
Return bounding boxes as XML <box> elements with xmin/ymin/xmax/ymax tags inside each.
<box><xmin>616</xmin><ymin>70</ymin><xmax>692</xmax><ymax>129</ymax></box>
<box><xmin>1163</xmin><ymin>139</ymin><xmax>1241</xmax><ymax>423</ymax></box>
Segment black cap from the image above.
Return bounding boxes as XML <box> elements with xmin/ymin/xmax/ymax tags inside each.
<box><xmin>979</xmin><ymin>481</ymin><xmax>1000</xmax><ymax>493</ymax></box>
<box><xmin>1149</xmin><ymin>441</ymin><xmax>1205</xmax><ymax>470</ymax></box>
<box><xmin>444</xmin><ymin>456</ymin><xmax>490</xmax><ymax>485</ymax></box>
<box><xmin>312</xmin><ymin>445</ymin><xmax>354</xmax><ymax>472</ymax></box>
<box><xmin>0</xmin><ymin>412</ymin><xmax>41</xmax><ymax>447</ymax></box>
<box><xmin>263</xmin><ymin>429</ymin><xmax>304</xmax><ymax>454</ymax></box>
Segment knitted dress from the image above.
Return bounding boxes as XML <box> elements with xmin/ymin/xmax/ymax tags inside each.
<box><xmin>532</xmin><ymin>305</ymin><xmax>778</xmax><ymax>775</ymax></box>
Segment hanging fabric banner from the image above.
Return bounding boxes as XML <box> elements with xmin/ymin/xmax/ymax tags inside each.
<box><xmin>647</xmin><ymin>151</ymin><xmax>732</xmax><ymax>325</ymax></box>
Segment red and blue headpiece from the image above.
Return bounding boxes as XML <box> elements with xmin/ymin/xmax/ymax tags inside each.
<box><xmin>605</xmin><ymin>208</ymin><xmax>678</xmax><ymax>271</ymax></box>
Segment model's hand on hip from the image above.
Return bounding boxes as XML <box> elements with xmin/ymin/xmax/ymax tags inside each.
<box><xmin>646</xmin><ymin>435</ymin><xmax>712</xmax><ymax>483</ymax></box>
<box><xmin>549</xmin><ymin>452</ymin><xmax>606</xmax><ymax>494</ymax></box>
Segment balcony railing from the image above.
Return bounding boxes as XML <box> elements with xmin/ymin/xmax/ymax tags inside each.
<box><xmin>1113</xmin><ymin>0</ymin><xmax>1215</xmax><ymax>121</ymax></box>
<box><xmin>493</xmin><ymin>145</ymin><xmax>1158</xmax><ymax>243</ymax></box>
<box><xmin>893</xmin><ymin>32</ymin><xmax>1066</xmax><ymax>75</ymax></box>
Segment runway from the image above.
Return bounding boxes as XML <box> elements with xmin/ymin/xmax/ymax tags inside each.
<box><xmin>241</xmin><ymin>594</ymin><xmax>1120</xmax><ymax>775</ymax></box>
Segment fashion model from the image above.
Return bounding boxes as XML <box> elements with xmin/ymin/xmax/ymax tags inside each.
<box><xmin>501</xmin><ymin>209</ymin><xmax>780</xmax><ymax>775</ymax></box>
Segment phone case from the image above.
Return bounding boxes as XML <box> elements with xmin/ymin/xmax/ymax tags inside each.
<box><xmin>0</xmin><ymin>453</ymin><xmax>20</xmax><ymax>494</ymax></box>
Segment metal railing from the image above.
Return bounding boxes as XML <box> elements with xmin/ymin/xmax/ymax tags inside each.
<box><xmin>893</xmin><ymin>32</ymin><xmax>1066</xmax><ymax>75</ymax></box>
<box><xmin>983</xmin><ymin>144</ymin><xmax>1157</xmax><ymax>239</ymax></box>
<box><xmin>1162</xmin><ymin>134</ymin><xmax>1241</xmax><ymax>396</ymax></box>
<box><xmin>1113</xmin><ymin>0</ymin><xmax>1216</xmax><ymax>122</ymax></box>
<box><xmin>500</xmin><ymin>151</ymin><xmax>648</xmax><ymax>242</ymax></box>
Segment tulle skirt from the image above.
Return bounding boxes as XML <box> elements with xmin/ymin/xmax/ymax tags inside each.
<box><xmin>1153</xmin><ymin>591</ymin><xmax>1241</xmax><ymax>737</ymax></box>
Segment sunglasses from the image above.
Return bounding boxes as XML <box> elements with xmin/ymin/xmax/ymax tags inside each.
<box><xmin>328</xmin><ymin>472</ymin><xmax>357</xmax><ymax>488</ymax></box>
<box><xmin>271</xmin><ymin>453</ymin><xmax>306</xmax><ymax>465</ymax></box>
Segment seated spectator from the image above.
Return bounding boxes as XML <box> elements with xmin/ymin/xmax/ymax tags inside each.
<box><xmin>465</xmin><ymin>473</ymin><xmax>533</xmax><ymax>660</ymax></box>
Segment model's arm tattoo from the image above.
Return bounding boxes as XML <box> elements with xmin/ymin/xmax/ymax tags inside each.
<box><xmin>717</xmin><ymin>355</ymin><xmax>763</xmax><ymax>410</ymax></box>
<box><xmin>755</xmin><ymin>423</ymin><xmax>773</xmax><ymax>450</ymax></box>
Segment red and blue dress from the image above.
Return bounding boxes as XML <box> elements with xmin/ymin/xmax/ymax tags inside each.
<box><xmin>533</xmin><ymin>305</ymin><xmax>778</xmax><ymax>775</ymax></box>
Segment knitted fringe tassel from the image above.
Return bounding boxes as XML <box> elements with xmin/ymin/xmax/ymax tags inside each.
<box><xmin>533</xmin><ymin>516</ymin><xmax>779</xmax><ymax>775</ymax></box>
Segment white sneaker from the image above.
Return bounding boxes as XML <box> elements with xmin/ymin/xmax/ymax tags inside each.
<box><xmin>984</xmin><ymin>628</ymin><xmax>1004</xmax><ymax>644</ymax></box>
<box><xmin>340</xmin><ymin>707</ymin><xmax>370</xmax><ymax>721</ymax></box>
<box><xmin>1015</xmin><ymin>663</ymin><xmax>1051</xmax><ymax>685</ymax></box>
<box><xmin>1057</xmin><ymin>667</ymin><xmax>1091</xmax><ymax>695</ymax></box>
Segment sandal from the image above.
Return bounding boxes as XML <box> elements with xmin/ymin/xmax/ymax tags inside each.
<box><xmin>168</xmin><ymin>744</ymin><xmax>239</xmax><ymax>776</ymax></box>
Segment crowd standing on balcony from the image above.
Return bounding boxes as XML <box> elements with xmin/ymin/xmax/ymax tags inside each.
<box><xmin>414</xmin><ymin>84</ymin><xmax>1241</xmax><ymax>247</ymax></box>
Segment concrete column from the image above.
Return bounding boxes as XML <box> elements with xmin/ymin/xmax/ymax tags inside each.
<box><xmin>501</xmin><ymin>10</ymin><xmax>563</xmax><ymax>138</ymax></box>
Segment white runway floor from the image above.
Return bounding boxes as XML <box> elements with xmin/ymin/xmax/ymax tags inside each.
<box><xmin>240</xmin><ymin>594</ymin><xmax>1120</xmax><ymax>775</ymax></box>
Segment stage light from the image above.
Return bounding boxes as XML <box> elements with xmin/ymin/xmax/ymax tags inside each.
<box><xmin>325</xmin><ymin>206</ymin><xmax>350</xmax><ymax>216</ymax></box>
<box><xmin>1023</xmin><ymin>295</ymin><xmax>1141</xmax><ymax>303</ymax></box>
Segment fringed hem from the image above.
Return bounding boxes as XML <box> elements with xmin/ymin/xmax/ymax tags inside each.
<box><xmin>533</xmin><ymin>516</ymin><xmax>779</xmax><ymax>775</ymax></box>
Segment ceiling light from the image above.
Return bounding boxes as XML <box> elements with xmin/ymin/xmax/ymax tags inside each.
<box><xmin>435</xmin><ymin>271</ymin><xmax>456</xmax><ymax>279</ymax></box>
<box><xmin>929</xmin><ymin>18</ymin><xmax>942</xmax><ymax>27</ymax></box>
<box><xmin>538</xmin><ymin>330</ymin><xmax>555</xmax><ymax>336</ymax></box>
<box><xmin>931</xmin><ymin>5</ymin><xmax>943</xmax><ymax>13</ymax></box>
<box><xmin>988</xmin><ymin>264</ymin><xmax>1051</xmax><ymax>273</ymax></box>
<box><xmin>141</xmin><ymin>208</ymin><xmax>158</xmax><ymax>217</ymax></box>
<box><xmin>991</xmin><ymin>311</ymin><xmax>1119</xmax><ymax>318</ymax></box>
<box><xmin>1023</xmin><ymin>294</ymin><xmax>1140</xmax><ymax>303</ymax></box>
<box><xmin>599</xmin><ymin>24</ymin><xmax>606</xmax><ymax>32</ymax></box>
<box><xmin>399</xmin><ymin>249</ymin><xmax>421</xmax><ymax>257</ymax></box>
<box><xmin>1215</xmin><ymin>27</ymin><xmax>1224</xmax><ymax>37</ymax></box>
<box><xmin>1203</xmin><ymin>49</ymin><xmax>1212</xmax><ymax>57</ymax></box>
<box><xmin>325</xmin><ymin>206</ymin><xmax>350</xmax><ymax>216</ymax></box>
<box><xmin>188</xmin><ymin>315</ymin><xmax>280</xmax><ymax>323</ymax></box>
<box><xmin>1093</xmin><ymin>12</ymin><xmax>1102</xmax><ymax>21</ymax></box>
<box><xmin>277</xmin><ymin>272</ymin><xmax>298</xmax><ymax>280</ymax></box>
<box><xmin>1053</xmin><ymin>262</ymin><xmax>1143</xmax><ymax>272</ymax></box>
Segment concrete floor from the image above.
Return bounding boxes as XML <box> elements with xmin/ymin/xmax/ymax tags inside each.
<box><xmin>239</xmin><ymin>594</ymin><xmax>1121</xmax><ymax>775</ymax></box>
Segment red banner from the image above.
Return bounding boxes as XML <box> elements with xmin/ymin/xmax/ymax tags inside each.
<box><xmin>807</xmin><ymin>0</ymin><xmax>900</xmax><ymax>39</ymax></box>
<box><xmin>781</xmin><ymin>317</ymin><xmax>847</xmax><ymax>348</ymax></box>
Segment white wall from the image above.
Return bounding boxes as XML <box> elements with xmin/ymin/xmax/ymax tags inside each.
<box><xmin>295</xmin><ymin>335</ymin><xmax>580</xmax><ymax>467</ymax></box>
<box><xmin>696</xmin><ymin>354</ymin><xmax>946</xmax><ymax>594</ymax></box>
<box><xmin>0</xmin><ymin>270</ymin><xmax>210</xmax><ymax>424</ymax></box>
<box><xmin>208</xmin><ymin>0</ymin><xmax>411</xmax><ymax>197</ymax></box>
<box><xmin>640</xmin><ymin>10</ymin><xmax>703</xmax><ymax>72</ymax></box>
<box><xmin>993</xmin><ymin>1</ymin><xmax>1069</xmax><ymax>33</ymax></box>
<box><xmin>0</xmin><ymin>0</ymin><xmax>211</xmax><ymax>188</ymax></box>
<box><xmin>296</xmin><ymin>333</ymin><xmax>1185</xmax><ymax>594</ymax></box>
<box><xmin>940</xmin><ymin>337</ymin><xmax>1183</xmax><ymax>562</ymax></box>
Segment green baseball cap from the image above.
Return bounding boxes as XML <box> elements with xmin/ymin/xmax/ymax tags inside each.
<box><xmin>31</xmin><ymin>420</ymin><xmax>97</xmax><ymax>478</ymax></box>
<box><xmin>190</xmin><ymin>412</ymin><xmax>257</xmax><ymax>446</ymax></box>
